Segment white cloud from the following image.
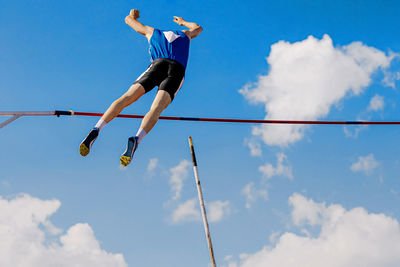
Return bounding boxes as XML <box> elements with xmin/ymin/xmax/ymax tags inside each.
<box><xmin>240</xmin><ymin>34</ymin><xmax>396</xmax><ymax>146</ymax></box>
<box><xmin>244</xmin><ymin>139</ymin><xmax>262</xmax><ymax>157</ymax></box>
<box><xmin>167</xmin><ymin>160</ymin><xmax>230</xmax><ymax>224</ymax></box>
<box><xmin>171</xmin><ymin>198</ymin><xmax>201</xmax><ymax>224</ymax></box>
<box><xmin>268</xmin><ymin>231</ymin><xmax>281</xmax><ymax>244</ymax></box>
<box><xmin>368</xmin><ymin>94</ymin><xmax>385</xmax><ymax>111</ymax></box>
<box><xmin>0</xmin><ymin>194</ymin><xmax>127</xmax><ymax>267</ymax></box>
<box><xmin>259</xmin><ymin>153</ymin><xmax>293</xmax><ymax>179</ymax></box>
<box><xmin>350</xmin><ymin>154</ymin><xmax>379</xmax><ymax>175</ymax></box>
<box><xmin>224</xmin><ymin>255</ymin><xmax>234</xmax><ymax>262</ymax></box>
<box><xmin>208</xmin><ymin>200</ymin><xmax>231</xmax><ymax>222</ymax></box>
<box><xmin>233</xmin><ymin>193</ymin><xmax>400</xmax><ymax>267</ymax></box>
<box><xmin>289</xmin><ymin>193</ymin><xmax>326</xmax><ymax>226</ymax></box>
<box><xmin>147</xmin><ymin>158</ymin><xmax>159</xmax><ymax>173</ymax></box>
<box><xmin>171</xmin><ymin>198</ymin><xmax>231</xmax><ymax>224</ymax></box>
<box><xmin>241</xmin><ymin>182</ymin><xmax>268</xmax><ymax>209</ymax></box>
<box><xmin>169</xmin><ymin>160</ymin><xmax>191</xmax><ymax>201</ymax></box>
<box><xmin>223</xmin><ymin>255</ymin><xmax>238</xmax><ymax>267</ymax></box>
<box><xmin>383</xmin><ymin>70</ymin><xmax>400</xmax><ymax>88</ymax></box>
<box><xmin>343</xmin><ymin>125</ymin><xmax>367</xmax><ymax>138</ymax></box>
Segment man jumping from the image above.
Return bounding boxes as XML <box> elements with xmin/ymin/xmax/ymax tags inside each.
<box><xmin>79</xmin><ymin>9</ymin><xmax>203</xmax><ymax>166</ymax></box>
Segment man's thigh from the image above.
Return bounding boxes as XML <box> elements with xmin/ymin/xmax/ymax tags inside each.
<box><xmin>150</xmin><ymin>90</ymin><xmax>172</xmax><ymax>111</ymax></box>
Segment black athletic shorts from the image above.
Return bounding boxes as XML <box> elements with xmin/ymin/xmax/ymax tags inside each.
<box><xmin>134</xmin><ymin>58</ymin><xmax>185</xmax><ymax>101</ymax></box>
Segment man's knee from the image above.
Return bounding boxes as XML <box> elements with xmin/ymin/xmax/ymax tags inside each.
<box><xmin>115</xmin><ymin>94</ymin><xmax>133</xmax><ymax>107</ymax></box>
<box><xmin>114</xmin><ymin>84</ymin><xmax>145</xmax><ymax>107</ymax></box>
<box><xmin>112</xmin><ymin>97</ymin><xmax>124</xmax><ymax>108</ymax></box>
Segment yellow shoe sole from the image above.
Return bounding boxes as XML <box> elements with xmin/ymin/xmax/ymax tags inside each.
<box><xmin>79</xmin><ymin>143</ymin><xmax>90</xmax><ymax>157</ymax></box>
<box><xmin>120</xmin><ymin>155</ymin><xmax>132</xmax><ymax>167</ymax></box>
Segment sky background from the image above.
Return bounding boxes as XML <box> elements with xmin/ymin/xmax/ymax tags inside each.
<box><xmin>1</xmin><ymin>0</ymin><xmax>400</xmax><ymax>266</ymax></box>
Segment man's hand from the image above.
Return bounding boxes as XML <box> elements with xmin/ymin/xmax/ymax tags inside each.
<box><xmin>174</xmin><ymin>16</ymin><xmax>203</xmax><ymax>39</ymax></box>
<box><xmin>173</xmin><ymin>16</ymin><xmax>185</xmax><ymax>26</ymax></box>
<box><xmin>125</xmin><ymin>9</ymin><xmax>154</xmax><ymax>40</ymax></box>
<box><xmin>130</xmin><ymin>9</ymin><xmax>140</xmax><ymax>19</ymax></box>
<box><xmin>125</xmin><ymin>9</ymin><xmax>139</xmax><ymax>24</ymax></box>
<box><xmin>126</xmin><ymin>9</ymin><xmax>140</xmax><ymax>21</ymax></box>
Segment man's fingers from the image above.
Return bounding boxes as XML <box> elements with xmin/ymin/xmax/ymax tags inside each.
<box><xmin>130</xmin><ymin>9</ymin><xmax>139</xmax><ymax>17</ymax></box>
<box><xmin>173</xmin><ymin>16</ymin><xmax>184</xmax><ymax>25</ymax></box>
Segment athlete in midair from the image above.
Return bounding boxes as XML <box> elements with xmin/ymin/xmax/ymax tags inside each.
<box><xmin>79</xmin><ymin>9</ymin><xmax>203</xmax><ymax>166</ymax></box>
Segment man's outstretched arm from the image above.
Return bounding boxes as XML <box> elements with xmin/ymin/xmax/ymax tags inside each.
<box><xmin>125</xmin><ymin>9</ymin><xmax>154</xmax><ymax>40</ymax></box>
<box><xmin>173</xmin><ymin>16</ymin><xmax>203</xmax><ymax>39</ymax></box>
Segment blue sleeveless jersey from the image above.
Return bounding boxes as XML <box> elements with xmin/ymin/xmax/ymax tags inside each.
<box><xmin>149</xmin><ymin>29</ymin><xmax>190</xmax><ymax>69</ymax></box>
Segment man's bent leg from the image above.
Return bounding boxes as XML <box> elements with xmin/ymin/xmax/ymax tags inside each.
<box><xmin>100</xmin><ymin>83</ymin><xmax>146</xmax><ymax>124</ymax></box>
<box><xmin>80</xmin><ymin>83</ymin><xmax>146</xmax><ymax>157</ymax></box>
<box><xmin>120</xmin><ymin>90</ymin><xmax>171</xmax><ymax>166</ymax></box>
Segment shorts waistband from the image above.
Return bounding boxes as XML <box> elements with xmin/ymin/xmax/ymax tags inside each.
<box><xmin>152</xmin><ymin>58</ymin><xmax>185</xmax><ymax>70</ymax></box>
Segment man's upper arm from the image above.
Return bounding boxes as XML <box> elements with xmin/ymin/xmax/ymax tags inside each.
<box><xmin>125</xmin><ymin>17</ymin><xmax>154</xmax><ymax>40</ymax></box>
<box><xmin>142</xmin><ymin>26</ymin><xmax>154</xmax><ymax>40</ymax></box>
<box><xmin>132</xmin><ymin>23</ymin><xmax>154</xmax><ymax>39</ymax></box>
<box><xmin>184</xmin><ymin>26</ymin><xmax>203</xmax><ymax>39</ymax></box>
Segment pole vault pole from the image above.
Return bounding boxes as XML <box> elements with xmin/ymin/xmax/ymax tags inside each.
<box><xmin>2</xmin><ymin>110</ymin><xmax>400</xmax><ymax>129</ymax></box>
<box><xmin>0</xmin><ymin>111</ymin><xmax>56</xmax><ymax>129</ymax></box>
<box><xmin>188</xmin><ymin>137</ymin><xmax>217</xmax><ymax>267</ymax></box>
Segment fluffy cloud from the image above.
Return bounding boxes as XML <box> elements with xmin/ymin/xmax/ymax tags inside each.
<box><xmin>0</xmin><ymin>194</ymin><xmax>127</xmax><ymax>267</ymax></box>
<box><xmin>383</xmin><ymin>71</ymin><xmax>400</xmax><ymax>88</ymax></box>
<box><xmin>368</xmin><ymin>94</ymin><xmax>385</xmax><ymax>111</ymax></box>
<box><xmin>343</xmin><ymin>125</ymin><xmax>367</xmax><ymax>139</ymax></box>
<box><xmin>147</xmin><ymin>158</ymin><xmax>159</xmax><ymax>173</ymax></box>
<box><xmin>208</xmin><ymin>200</ymin><xmax>231</xmax><ymax>222</ymax></box>
<box><xmin>350</xmin><ymin>154</ymin><xmax>379</xmax><ymax>175</ymax></box>
<box><xmin>244</xmin><ymin>139</ymin><xmax>262</xmax><ymax>157</ymax></box>
<box><xmin>259</xmin><ymin>153</ymin><xmax>293</xmax><ymax>179</ymax></box>
<box><xmin>171</xmin><ymin>198</ymin><xmax>231</xmax><ymax>224</ymax></box>
<box><xmin>243</xmin><ymin>153</ymin><xmax>291</xmax><ymax>209</ymax></box>
<box><xmin>167</xmin><ymin>160</ymin><xmax>230</xmax><ymax>224</ymax></box>
<box><xmin>241</xmin><ymin>182</ymin><xmax>268</xmax><ymax>209</ymax></box>
<box><xmin>232</xmin><ymin>193</ymin><xmax>400</xmax><ymax>267</ymax></box>
<box><xmin>240</xmin><ymin>34</ymin><xmax>396</xmax><ymax>146</ymax></box>
<box><xmin>169</xmin><ymin>160</ymin><xmax>191</xmax><ymax>201</ymax></box>
<box><xmin>171</xmin><ymin>198</ymin><xmax>201</xmax><ymax>224</ymax></box>
<box><xmin>289</xmin><ymin>193</ymin><xmax>326</xmax><ymax>226</ymax></box>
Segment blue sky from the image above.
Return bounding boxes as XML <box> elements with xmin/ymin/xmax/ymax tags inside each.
<box><xmin>1</xmin><ymin>0</ymin><xmax>400</xmax><ymax>266</ymax></box>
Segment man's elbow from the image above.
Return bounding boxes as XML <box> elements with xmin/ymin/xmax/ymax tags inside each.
<box><xmin>125</xmin><ymin>16</ymin><xmax>133</xmax><ymax>25</ymax></box>
<box><xmin>194</xmin><ymin>25</ymin><xmax>203</xmax><ymax>37</ymax></box>
<box><xmin>193</xmin><ymin>23</ymin><xmax>202</xmax><ymax>30</ymax></box>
